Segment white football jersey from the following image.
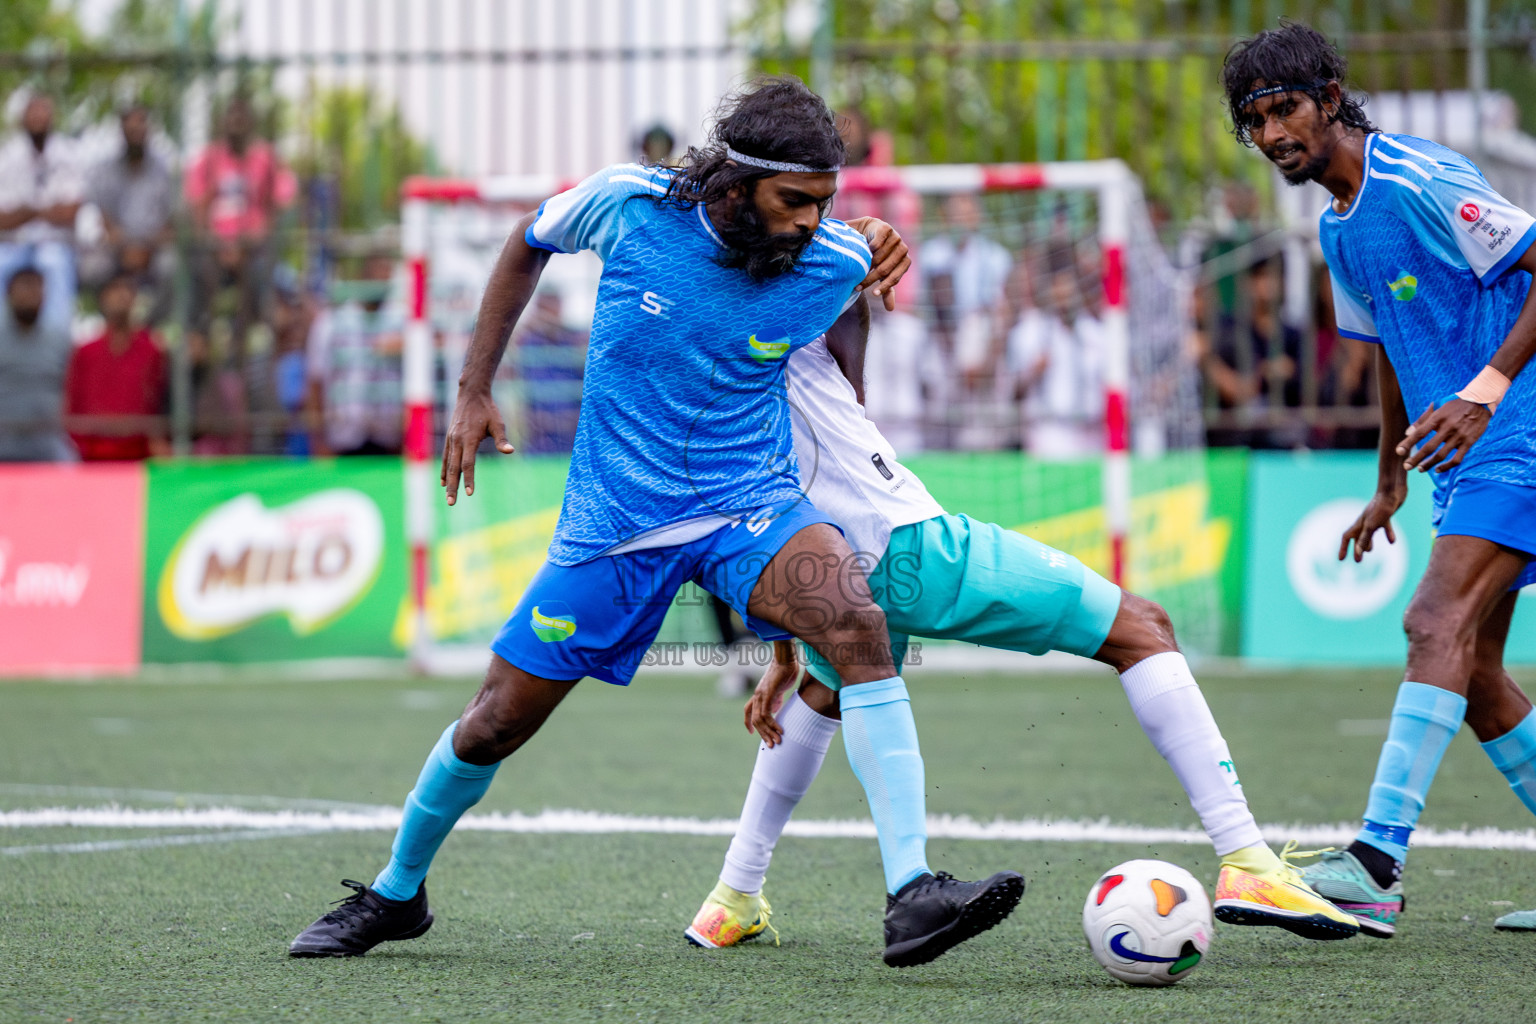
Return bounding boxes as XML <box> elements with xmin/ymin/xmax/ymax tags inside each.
<box><xmin>785</xmin><ymin>337</ymin><xmax>946</xmax><ymax>560</ymax></box>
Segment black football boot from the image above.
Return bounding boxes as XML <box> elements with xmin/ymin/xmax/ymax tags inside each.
<box><xmin>882</xmin><ymin>870</ymin><xmax>1025</xmax><ymax>968</ymax></box>
<box><xmin>288</xmin><ymin>879</ymin><xmax>434</xmax><ymax>957</ymax></box>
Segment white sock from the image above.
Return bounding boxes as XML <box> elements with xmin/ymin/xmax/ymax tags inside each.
<box><xmin>1119</xmin><ymin>652</ymin><xmax>1265</xmax><ymax>857</ymax></box>
<box><xmin>719</xmin><ymin>691</ymin><xmax>841</xmax><ymax>895</ymax></box>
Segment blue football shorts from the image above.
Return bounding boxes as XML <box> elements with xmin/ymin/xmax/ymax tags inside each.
<box><xmin>491</xmin><ymin>498</ymin><xmax>841</xmax><ymax>686</ymax></box>
<box><xmin>1434</xmin><ymin>476</ymin><xmax>1536</xmax><ymax>590</ymax></box>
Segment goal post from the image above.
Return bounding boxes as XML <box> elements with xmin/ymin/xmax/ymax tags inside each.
<box><xmin>397</xmin><ymin>162</ymin><xmax>1205</xmax><ymax>670</ymax></box>
<box><xmin>400</xmin><ymin>174</ymin><xmax>579</xmax><ymax>670</ymax></box>
<box><xmin>837</xmin><ymin>160</ymin><xmax>1138</xmax><ymax>586</ymax></box>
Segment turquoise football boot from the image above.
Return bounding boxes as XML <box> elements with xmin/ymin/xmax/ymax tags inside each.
<box><xmin>1295</xmin><ymin>847</ymin><xmax>1403</xmax><ymax>938</ymax></box>
<box><xmin>1494</xmin><ymin>908</ymin><xmax>1536</xmax><ymax>931</ymax></box>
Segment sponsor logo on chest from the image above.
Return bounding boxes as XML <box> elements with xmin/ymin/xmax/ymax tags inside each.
<box><xmin>747</xmin><ymin>334</ymin><xmax>792</xmax><ymax>364</ymax></box>
<box><xmin>1387</xmin><ymin>271</ymin><xmax>1418</xmax><ymax>301</ymax></box>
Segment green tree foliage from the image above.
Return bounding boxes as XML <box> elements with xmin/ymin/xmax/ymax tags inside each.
<box><xmin>2</xmin><ymin>0</ymin><xmax>426</xmax><ymax>235</ymax></box>
<box><xmin>291</xmin><ymin>85</ymin><xmax>429</xmax><ymax>232</ymax></box>
<box><xmin>747</xmin><ymin>0</ymin><xmax>1534</xmax><ymax>217</ymax></box>
<box><xmin>0</xmin><ymin>0</ymin><xmax>90</xmax><ymax>120</ymax></box>
<box><xmin>92</xmin><ymin>0</ymin><xmax>224</xmax><ymax>131</ymax></box>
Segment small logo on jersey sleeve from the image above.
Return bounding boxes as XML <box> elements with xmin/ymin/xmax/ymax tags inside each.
<box><xmin>530</xmin><ymin>602</ymin><xmax>578</xmax><ymax>642</ymax></box>
<box><xmin>747</xmin><ymin>334</ymin><xmax>791</xmax><ymax>364</ymax></box>
<box><xmin>1387</xmin><ymin>272</ymin><xmax>1418</xmax><ymax>301</ymax></box>
<box><xmin>1458</xmin><ymin>199</ymin><xmax>1515</xmax><ymax>254</ymax></box>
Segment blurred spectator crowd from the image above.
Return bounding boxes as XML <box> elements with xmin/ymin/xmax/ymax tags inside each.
<box><xmin>858</xmin><ymin>181</ymin><xmax>1381</xmax><ymax>457</ymax></box>
<box><xmin>1189</xmin><ymin>182</ymin><xmax>1378</xmax><ymax>451</ymax></box>
<box><xmin>0</xmin><ymin>89</ymin><xmax>590</xmax><ymax>465</ymax></box>
<box><xmin>0</xmin><ymin>92</ymin><xmax>1377</xmax><ymax>466</ymax></box>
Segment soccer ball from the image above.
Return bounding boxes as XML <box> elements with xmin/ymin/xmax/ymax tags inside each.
<box><xmin>1082</xmin><ymin>859</ymin><xmax>1213</xmax><ymax>987</ymax></box>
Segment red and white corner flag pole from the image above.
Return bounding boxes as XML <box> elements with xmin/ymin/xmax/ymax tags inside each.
<box><xmin>401</xmin><ymin>195</ymin><xmax>434</xmax><ymax>666</ymax></box>
<box><xmin>1098</xmin><ymin>166</ymin><xmax>1132</xmax><ymax>588</ymax></box>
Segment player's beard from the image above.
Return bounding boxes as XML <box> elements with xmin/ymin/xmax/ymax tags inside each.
<box><xmin>1268</xmin><ymin>138</ymin><xmax>1332</xmax><ymax>186</ymax></box>
<box><xmin>714</xmin><ymin>195</ymin><xmax>814</xmax><ymax>282</ymax></box>
<box><xmin>1278</xmin><ymin>149</ymin><xmax>1331</xmax><ymax>186</ymax></box>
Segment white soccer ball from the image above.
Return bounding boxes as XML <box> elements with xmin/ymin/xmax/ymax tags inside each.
<box><xmin>1082</xmin><ymin>859</ymin><xmax>1213</xmax><ymax>987</ymax></box>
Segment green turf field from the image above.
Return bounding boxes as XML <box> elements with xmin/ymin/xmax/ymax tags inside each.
<box><xmin>4</xmin><ymin>667</ymin><xmax>1535</xmax><ymax>1023</ymax></box>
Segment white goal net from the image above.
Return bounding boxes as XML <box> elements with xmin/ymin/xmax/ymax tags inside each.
<box><xmin>400</xmin><ymin>163</ymin><xmax>1222</xmax><ymax>673</ymax></box>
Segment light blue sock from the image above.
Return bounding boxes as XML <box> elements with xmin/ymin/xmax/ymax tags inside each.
<box><xmin>1481</xmin><ymin>708</ymin><xmax>1536</xmax><ymax>817</ymax></box>
<box><xmin>840</xmin><ymin>676</ymin><xmax>931</xmax><ymax>894</ymax></box>
<box><xmin>373</xmin><ymin>721</ymin><xmax>500</xmax><ymax>901</ymax></box>
<box><xmin>1356</xmin><ymin>682</ymin><xmax>1468</xmax><ymax>862</ymax></box>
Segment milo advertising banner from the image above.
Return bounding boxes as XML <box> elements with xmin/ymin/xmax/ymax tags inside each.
<box><xmin>1244</xmin><ymin>452</ymin><xmax>1536</xmax><ymax>663</ymax></box>
<box><xmin>143</xmin><ymin>459</ymin><xmax>406</xmax><ymax>662</ymax></box>
<box><xmin>137</xmin><ymin>452</ymin><xmax>1248</xmax><ymax>664</ymax></box>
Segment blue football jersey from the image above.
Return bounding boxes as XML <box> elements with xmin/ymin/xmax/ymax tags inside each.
<box><xmin>1319</xmin><ymin>133</ymin><xmax>1536</xmax><ymax>501</ymax></box>
<box><xmin>524</xmin><ymin>163</ymin><xmax>872</xmax><ymax>565</ymax></box>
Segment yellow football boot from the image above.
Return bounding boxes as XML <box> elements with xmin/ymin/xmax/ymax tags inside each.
<box><xmin>684</xmin><ymin>880</ymin><xmax>777</xmax><ymax>949</ymax></box>
<box><xmin>1212</xmin><ymin>841</ymin><xmax>1361</xmax><ymax>940</ymax></box>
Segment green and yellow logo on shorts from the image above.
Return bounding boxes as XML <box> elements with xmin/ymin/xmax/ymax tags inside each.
<box><xmin>1388</xmin><ymin>271</ymin><xmax>1418</xmax><ymax>301</ymax></box>
<box><xmin>530</xmin><ymin>602</ymin><xmax>577</xmax><ymax>643</ymax></box>
<box><xmin>747</xmin><ymin>334</ymin><xmax>791</xmax><ymax>364</ymax></box>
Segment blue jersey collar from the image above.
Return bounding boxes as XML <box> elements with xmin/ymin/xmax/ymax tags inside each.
<box><xmin>695</xmin><ymin>204</ymin><xmax>727</xmax><ymax>249</ymax></box>
<box><xmin>1331</xmin><ymin>133</ymin><xmax>1378</xmax><ymax>224</ymax></box>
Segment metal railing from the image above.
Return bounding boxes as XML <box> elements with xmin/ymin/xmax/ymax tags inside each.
<box><xmin>2</xmin><ymin>0</ymin><xmax>1527</xmax><ymax>459</ymax></box>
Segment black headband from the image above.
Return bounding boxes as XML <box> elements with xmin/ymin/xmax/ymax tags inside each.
<box><xmin>1240</xmin><ymin>79</ymin><xmax>1331</xmax><ymax>110</ymax></box>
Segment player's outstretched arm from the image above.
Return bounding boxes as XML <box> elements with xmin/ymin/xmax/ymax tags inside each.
<box><xmin>1341</xmin><ymin>346</ymin><xmax>1409</xmax><ymax>563</ymax></box>
<box><xmin>1400</xmin><ymin>241</ymin><xmax>1536</xmax><ymax>474</ymax></box>
<box><xmin>442</xmin><ymin>211</ymin><xmax>552</xmax><ymax>505</ymax></box>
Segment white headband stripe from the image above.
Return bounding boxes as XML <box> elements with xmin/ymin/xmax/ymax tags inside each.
<box><xmin>724</xmin><ymin>145</ymin><xmax>840</xmax><ymax>174</ymax></box>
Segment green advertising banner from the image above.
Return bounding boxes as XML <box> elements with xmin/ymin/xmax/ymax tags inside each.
<box><xmin>904</xmin><ymin>450</ymin><xmax>1248</xmax><ymax>656</ymax></box>
<box><xmin>395</xmin><ymin>455</ymin><xmax>566</xmax><ymax>649</ymax></box>
<box><xmin>1244</xmin><ymin>452</ymin><xmax>1536</xmax><ymax>663</ymax></box>
<box><xmin>403</xmin><ymin>455</ymin><xmax>718</xmax><ymax>649</ymax></box>
<box><xmin>408</xmin><ymin>451</ymin><xmax>1250</xmax><ymax>657</ymax></box>
<box><xmin>143</xmin><ymin>458</ymin><xmax>407</xmax><ymax>662</ymax></box>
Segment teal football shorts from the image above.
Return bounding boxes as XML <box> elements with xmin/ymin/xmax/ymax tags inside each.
<box><xmin>802</xmin><ymin>513</ymin><xmax>1122</xmax><ymax>690</ymax></box>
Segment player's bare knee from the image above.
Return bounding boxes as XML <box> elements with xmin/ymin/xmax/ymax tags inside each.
<box><xmin>798</xmin><ymin>678</ymin><xmax>842</xmax><ymax>719</ymax></box>
<box><xmin>1132</xmin><ymin>596</ymin><xmax>1178</xmax><ymax>649</ymax></box>
<box><xmin>820</xmin><ymin>628</ymin><xmax>896</xmax><ymax>683</ymax></box>
<box><xmin>1401</xmin><ymin>598</ymin><xmax>1478</xmax><ymax>666</ymax></box>
<box><xmin>1099</xmin><ymin>592</ymin><xmax>1178</xmax><ymax>671</ymax></box>
<box><xmin>455</xmin><ymin>678</ymin><xmax>542</xmax><ymax>762</ymax></box>
<box><xmin>452</xmin><ymin>706</ymin><xmax>513</xmax><ymax>764</ymax></box>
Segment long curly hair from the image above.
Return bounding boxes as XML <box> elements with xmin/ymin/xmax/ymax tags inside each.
<box><xmin>653</xmin><ymin>75</ymin><xmax>846</xmax><ymax>212</ymax></box>
<box><xmin>1221</xmin><ymin>21</ymin><xmax>1378</xmax><ymax>147</ymax></box>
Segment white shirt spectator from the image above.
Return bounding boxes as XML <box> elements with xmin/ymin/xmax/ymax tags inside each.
<box><xmin>919</xmin><ymin>232</ymin><xmax>1012</xmax><ymax>319</ymax></box>
<box><xmin>0</xmin><ymin>132</ymin><xmax>85</xmax><ymax>245</ymax></box>
<box><xmin>306</xmin><ymin>302</ymin><xmax>405</xmax><ymax>453</ymax></box>
<box><xmin>862</xmin><ymin>308</ymin><xmax>930</xmax><ymax>456</ymax></box>
<box><xmin>1008</xmin><ymin>309</ymin><xmax>1105</xmax><ymax>459</ymax></box>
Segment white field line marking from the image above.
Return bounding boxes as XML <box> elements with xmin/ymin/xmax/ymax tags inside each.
<box><xmin>1</xmin><ymin>828</ymin><xmax>327</xmax><ymax>857</ymax></box>
<box><xmin>5</xmin><ymin>806</ymin><xmax>1536</xmax><ymax>851</ymax></box>
<box><xmin>0</xmin><ymin>783</ymin><xmax>389</xmax><ymax>813</ymax></box>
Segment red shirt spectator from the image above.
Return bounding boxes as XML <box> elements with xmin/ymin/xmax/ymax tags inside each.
<box><xmin>66</xmin><ymin>275</ymin><xmax>166</xmax><ymax>460</ymax></box>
